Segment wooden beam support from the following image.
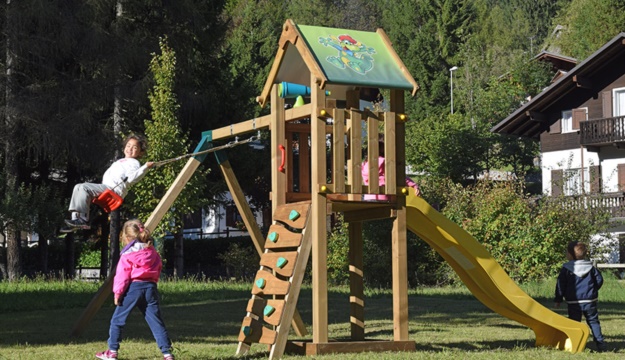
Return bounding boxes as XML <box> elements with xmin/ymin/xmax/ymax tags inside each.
<box><xmin>573</xmin><ymin>75</ymin><xmax>593</xmax><ymax>89</ymax></box>
<box><xmin>389</xmin><ymin>89</ymin><xmax>409</xmax><ymax>341</ymax></box>
<box><xmin>271</xmin><ymin>84</ymin><xmax>286</xmax><ymax>215</ymax></box>
<box><xmin>526</xmin><ymin>110</ymin><xmax>547</xmax><ymax>123</ymax></box>
<box><xmin>310</xmin><ymin>73</ymin><xmax>328</xmax><ymax>344</ymax></box>
<box><xmin>349</xmin><ymin>221</ymin><xmax>365</xmax><ymax>340</ymax></box>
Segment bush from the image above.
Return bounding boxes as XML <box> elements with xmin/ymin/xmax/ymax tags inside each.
<box><xmin>442</xmin><ymin>180</ymin><xmax>612</xmax><ymax>282</ymax></box>
<box><xmin>77</xmin><ymin>240</ymin><xmax>101</xmax><ymax>268</ymax></box>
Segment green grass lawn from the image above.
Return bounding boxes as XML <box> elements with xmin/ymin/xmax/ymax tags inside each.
<box><xmin>2</xmin><ymin>276</ymin><xmax>625</xmax><ymax>359</ymax></box>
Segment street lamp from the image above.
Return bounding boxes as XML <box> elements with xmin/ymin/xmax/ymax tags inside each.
<box><xmin>449</xmin><ymin>66</ymin><xmax>458</xmax><ymax>114</ymax></box>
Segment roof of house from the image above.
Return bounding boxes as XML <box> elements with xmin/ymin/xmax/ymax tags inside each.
<box><xmin>533</xmin><ymin>50</ymin><xmax>577</xmax><ymax>72</ymax></box>
<box><xmin>491</xmin><ymin>32</ymin><xmax>625</xmax><ymax>139</ymax></box>
<box><xmin>256</xmin><ymin>19</ymin><xmax>418</xmax><ymax>107</ymax></box>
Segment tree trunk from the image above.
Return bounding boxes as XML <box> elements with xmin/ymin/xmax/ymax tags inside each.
<box><xmin>174</xmin><ymin>231</ymin><xmax>184</xmax><ymax>278</ymax></box>
<box><xmin>38</xmin><ymin>235</ymin><xmax>48</xmax><ymax>274</ymax></box>
<box><xmin>4</xmin><ymin>0</ymin><xmax>21</xmax><ymax>281</ymax></box>
<box><xmin>108</xmin><ymin>209</ymin><xmax>121</xmax><ymax>276</ymax></box>
<box><xmin>94</xmin><ymin>213</ymin><xmax>108</xmax><ymax>279</ymax></box>
<box><xmin>64</xmin><ymin>233</ymin><xmax>75</xmax><ymax>279</ymax></box>
<box><xmin>0</xmin><ymin>245</ymin><xmax>7</xmax><ymax>280</ymax></box>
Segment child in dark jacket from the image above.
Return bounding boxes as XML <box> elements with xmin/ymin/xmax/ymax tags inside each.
<box><xmin>554</xmin><ymin>241</ymin><xmax>606</xmax><ymax>352</ymax></box>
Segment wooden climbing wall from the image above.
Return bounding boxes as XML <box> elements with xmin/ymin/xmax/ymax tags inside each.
<box><xmin>236</xmin><ymin>201</ymin><xmax>312</xmax><ymax>359</ymax></box>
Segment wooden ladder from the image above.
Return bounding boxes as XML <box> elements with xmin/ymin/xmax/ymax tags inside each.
<box><xmin>236</xmin><ymin>201</ymin><xmax>312</xmax><ymax>359</ymax></box>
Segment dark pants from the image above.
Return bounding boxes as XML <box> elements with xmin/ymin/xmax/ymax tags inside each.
<box><xmin>108</xmin><ymin>281</ymin><xmax>172</xmax><ymax>354</ymax></box>
<box><xmin>568</xmin><ymin>302</ymin><xmax>604</xmax><ymax>345</ymax></box>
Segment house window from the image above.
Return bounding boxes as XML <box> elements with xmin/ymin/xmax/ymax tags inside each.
<box><xmin>561</xmin><ymin>110</ymin><xmax>574</xmax><ymax>133</ymax></box>
<box><xmin>225</xmin><ymin>205</ymin><xmax>243</xmax><ymax>228</ymax></box>
<box><xmin>614</xmin><ymin>87</ymin><xmax>625</xmax><ymax>117</ymax></box>
<box><xmin>564</xmin><ymin>168</ymin><xmax>590</xmax><ymax>195</ymax></box>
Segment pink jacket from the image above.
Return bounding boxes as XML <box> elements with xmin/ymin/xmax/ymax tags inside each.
<box><xmin>361</xmin><ymin>156</ymin><xmax>417</xmax><ymax>189</ymax></box>
<box><xmin>113</xmin><ymin>241</ymin><xmax>162</xmax><ymax>300</ymax></box>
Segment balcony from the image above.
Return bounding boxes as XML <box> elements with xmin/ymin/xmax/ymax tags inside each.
<box><xmin>580</xmin><ymin>116</ymin><xmax>625</xmax><ymax>147</ymax></box>
<box><xmin>561</xmin><ymin>191</ymin><xmax>625</xmax><ymax>218</ymax></box>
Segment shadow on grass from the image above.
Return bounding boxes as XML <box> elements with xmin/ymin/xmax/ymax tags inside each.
<box><xmin>4</xmin><ymin>281</ymin><xmax>625</xmax><ymax>357</ymax></box>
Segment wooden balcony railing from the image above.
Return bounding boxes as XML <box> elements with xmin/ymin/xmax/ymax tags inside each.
<box><xmin>560</xmin><ymin>192</ymin><xmax>625</xmax><ymax>218</ymax></box>
<box><xmin>580</xmin><ymin>116</ymin><xmax>625</xmax><ymax>146</ymax></box>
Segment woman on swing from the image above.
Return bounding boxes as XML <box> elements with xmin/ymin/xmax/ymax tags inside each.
<box><xmin>62</xmin><ymin>134</ymin><xmax>154</xmax><ymax>232</ymax></box>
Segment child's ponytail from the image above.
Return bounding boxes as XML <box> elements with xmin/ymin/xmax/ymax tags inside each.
<box><xmin>121</xmin><ymin>219</ymin><xmax>153</xmax><ymax>246</ymax></box>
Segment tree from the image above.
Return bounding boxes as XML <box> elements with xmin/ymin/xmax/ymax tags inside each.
<box><xmin>129</xmin><ymin>38</ymin><xmax>209</xmax><ymax>278</ymax></box>
<box><xmin>223</xmin><ymin>0</ymin><xmax>287</xmax><ymax>116</ymax></box>
<box><xmin>549</xmin><ymin>0</ymin><xmax>625</xmax><ymax>59</ymax></box>
<box><xmin>379</xmin><ymin>0</ymin><xmax>475</xmax><ymax>118</ymax></box>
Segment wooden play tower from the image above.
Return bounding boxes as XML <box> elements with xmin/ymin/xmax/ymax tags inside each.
<box><xmin>72</xmin><ymin>18</ymin><xmax>419</xmax><ymax>358</ymax></box>
<box><xmin>235</xmin><ymin>20</ymin><xmax>419</xmax><ymax>358</ymax></box>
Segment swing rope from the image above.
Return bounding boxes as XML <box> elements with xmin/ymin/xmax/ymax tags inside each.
<box><xmin>153</xmin><ymin>132</ymin><xmax>261</xmax><ymax>168</ymax></box>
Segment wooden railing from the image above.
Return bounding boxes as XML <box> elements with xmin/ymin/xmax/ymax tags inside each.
<box><xmin>285</xmin><ymin>108</ymin><xmax>404</xmax><ymax>201</ymax></box>
<box><xmin>580</xmin><ymin>116</ymin><xmax>625</xmax><ymax>146</ymax></box>
<box><xmin>560</xmin><ymin>192</ymin><xmax>625</xmax><ymax>218</ymax></box>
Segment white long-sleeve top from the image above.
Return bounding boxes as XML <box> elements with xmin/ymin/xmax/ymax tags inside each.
<box><xmin>102</xmin><ymin>158</ymin><xmax>150</xmax><ymax>198</ymax></box>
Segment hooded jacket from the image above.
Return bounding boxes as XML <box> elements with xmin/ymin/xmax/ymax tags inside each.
<box><xmin>113</xmin><ymin>240</ymin><xmax>162</xmax><ymax>300</ymax></box>
<box><xmin>554</xmin><ymin>260</ymin><xmax>603</xmax><ymax>304</ymax></box>
<box><xmin>102</xmin><ymin>158</ymin><xmax>150</xmax><ymax>198</ymax></box>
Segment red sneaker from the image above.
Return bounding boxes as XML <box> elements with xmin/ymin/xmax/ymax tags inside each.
<box><xmin>95</xmin><ymin>349</ymin><xmax>118</xmax><ymax>360</ymax></box>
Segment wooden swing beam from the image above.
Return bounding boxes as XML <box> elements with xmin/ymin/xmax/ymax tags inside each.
<box><xmin>71</xmin><ymin>124</ymin><xmax>308</xmax><ymax>337</ymax></box>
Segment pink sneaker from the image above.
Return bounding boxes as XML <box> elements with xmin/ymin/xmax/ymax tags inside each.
<box><xmin>164</xmin><ymin>354</ymin><xmax>175</xmax><ymax>360</ymax></box>
<box><xmin>95</xmin><ymin>349</ymin><xmax>118</xmax><ymax>360</ymax></box>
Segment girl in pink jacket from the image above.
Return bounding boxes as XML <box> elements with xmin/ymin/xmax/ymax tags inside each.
<box><xmin>96</xmin><ymin>219</ymin><xmax>174</xmax><ymax>360</ymax></box>
<box><xmin>361</xmin><ymin>137</ymin><xmax>421</xmax><ymax>200</ymax></box>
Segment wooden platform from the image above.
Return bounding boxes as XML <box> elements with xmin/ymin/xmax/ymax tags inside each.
<box><xmin>285</xmin><ymin>340</ymin><xmax>416</xmax><ymax>355</ymax></box>
<box><xmin>325</xmin><ymin>193</ymin><xmax>399</xmax><ymax>221</ymax></box>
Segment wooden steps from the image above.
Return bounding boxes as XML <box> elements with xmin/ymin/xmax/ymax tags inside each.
<box><xmin>236</xmin><ymin>201</ymin><xmax>312</xmax><ymax>359</ymax></box>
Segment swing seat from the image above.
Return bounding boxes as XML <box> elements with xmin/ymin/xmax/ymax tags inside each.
<box><xmin>92</xmin><ymin>189</ymin><xmax>123</xmax><ymax>213</ymax></box>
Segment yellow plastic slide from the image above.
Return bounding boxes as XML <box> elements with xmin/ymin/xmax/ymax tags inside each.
<box><xmin>405</xmin><ymin>193</ymin><xmax>589</xmax><ymax>353</ymax></box>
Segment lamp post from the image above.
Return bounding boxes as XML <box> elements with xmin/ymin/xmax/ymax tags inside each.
<box><xmin>449</xmin><ymin>66</ymin><xmax>458</xmax><ymax>114</ymax></box>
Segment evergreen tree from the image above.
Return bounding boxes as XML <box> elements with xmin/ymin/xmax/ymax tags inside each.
<box><xmin>129</xmin><ymin>38</ymin><xmax>209</xmax><ymax>277</ymax></box>
<box><xmin>550</xmin><ymin>0</ymin><xmax>625</xmax><ymax>59</ymax></box>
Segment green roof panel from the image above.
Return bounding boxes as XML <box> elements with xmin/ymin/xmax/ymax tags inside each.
<box><xmin>297</xmin><ymin>24</ymin><xmax>414</xmax><ymax>90</ymax></box>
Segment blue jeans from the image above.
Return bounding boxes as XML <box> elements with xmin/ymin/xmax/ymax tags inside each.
<box><xmin>108</xmin><ymin>281</ymin><xmax>172</xmax><ymax>354</ymax></box>
<box><xmin>568</xmin><ymin>302</ymin><xmax>604</xmax><ymax>344</ymax></box>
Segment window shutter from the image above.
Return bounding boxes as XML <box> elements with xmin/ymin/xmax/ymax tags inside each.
<box><xmin>225</xmin><ymin>205</ymin><xmax>237</xmax><ymax>227</ymax></box>
<box><xmin>551</xmin><ymin>169</ymin><xmax>563</xmax><ymax>196</ymax></box>
<box><xmin>589</xmin><ymin>165</ymin><xmax>601</xmax><ymax>193</ymax></box>
<box><xmin>602</xmin><ymin>90</ymin><xmax>612</xmax><ymax>118</ymax></box>
<box><xmin>572</xmin><ymin>108</ymin><xmax>586</xmax><ymax>130</ymax></box>
<box><xmin>618</xmin><ymin>164</ymin><xmax>625</xmax><ymax>191</ymax></box>
<box><xmin>550</xmin><ymin>119</ymin><xmax>561</xmax><ymax>134</ymax></box>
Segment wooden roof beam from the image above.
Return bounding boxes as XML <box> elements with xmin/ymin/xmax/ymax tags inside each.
<box><xmin>573</xmin><ymin>75</ymin><xmax>593</xmax><ymax>89</ymax></box>
<box><xmin>526</xmin><ymin>110</ymin><xmax>547</xmax><ymax>123</ymax></box>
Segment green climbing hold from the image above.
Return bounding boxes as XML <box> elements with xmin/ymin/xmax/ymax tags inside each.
<box><xmin>289</xmin><ymin>210</ymin><xmax>300</xmax><ymax>221</ymax></box>
<box><xmin>242</xmin><ymin>325</ymin><xmax>253</xmax><ymax>337</ymax></box>
<box><xmin>268</xmin><ymin>231</ymin><xmax>279</xmax><ymax>243</ymax></box>
<box><xmin>276</xmin><ymin>257</ymin><xmax>288</xmax><ymax>269</ymax></box>
<box><xmin>255</xmin><ymin>278</ymin><xmax>266</xmax><ymax>289</ymax></box>
<box><xmin>264</xmin><ymin>305</ymin><xmax>276</xmax><ymax>317</ymax></box>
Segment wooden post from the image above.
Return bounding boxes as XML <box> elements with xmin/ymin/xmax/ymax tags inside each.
<box><xmin>349</xmin><ymin>221</ymin><xmax>364</xmax><ymax>340</ymax></box>
<box><xmin>346</xmin><ymin>90</ymin><xmax>362</xmax><ymax>193</ymax></box>
<box><xmin>311</xmin><ymin>74</ymin><xmax>328</xmax><ymax>343</ymax></box>
<box><xmin>271</xmin><ymin>85</ymin><xmax>286</xmax><ymax>215</ymax></box>
<box><xmin>332</xmin><ymin>108</ymin><xmax>345</xmax><ymax>192</ymax></box>
<box><xmin>390</xmin><ymin>89</ymin><xmax>409</xmax><ymax>340</ymax></box>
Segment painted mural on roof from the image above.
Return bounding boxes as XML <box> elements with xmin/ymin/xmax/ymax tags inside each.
<box><xmin>318</xmin><ymin>34</ymin><xmax>376</xmax><ymax>75</ymax></box>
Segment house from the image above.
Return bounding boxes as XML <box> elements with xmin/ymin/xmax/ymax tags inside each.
<box><xmin>492</xmin><ymin>32</ymin><xmax>625</xmax><ymax>263</ymax></box>
<box><xmin>176</xmin><ymin>192</ymin><xmax>269</xmax><ymax>240</ymax></box>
